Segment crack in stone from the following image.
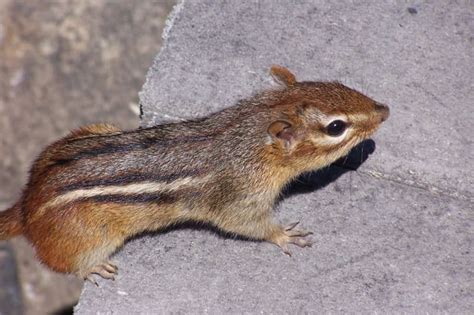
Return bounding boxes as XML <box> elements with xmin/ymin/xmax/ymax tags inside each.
<box><xmin>356</xmin><ymin>169</ymin><xmax>472</xmax><ymax>202</ymax></box>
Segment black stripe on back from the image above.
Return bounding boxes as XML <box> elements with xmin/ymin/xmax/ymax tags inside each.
<box><xmin>60</xmin><ymin>170</ymin><xmax>203</xmax><ymax>192</ymax></box>
<box><xmin>79</xmin><ymin>193</ymin><xmax>177</xmax><ymax>205</ymax></box>
<box><xmin>59</xmin><ymin>135</ymin><xmax>212</xmax><ymax>163</ymax></box>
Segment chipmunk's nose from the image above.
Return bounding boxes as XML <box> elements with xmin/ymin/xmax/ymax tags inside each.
<box><xmin>375</xmin><ymin>103</ymin><xmax>390</xmax><ymax>122</ymax></box>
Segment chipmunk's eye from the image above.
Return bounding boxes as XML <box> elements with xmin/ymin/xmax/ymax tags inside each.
<box><xmin>326</xmin><ymin>120</ymin><xmax>347</xmax><ymax>137</ymax></box>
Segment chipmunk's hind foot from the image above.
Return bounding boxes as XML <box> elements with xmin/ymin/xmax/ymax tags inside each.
<box><xmin>84</xmin><ymin>261</ymin><xmax>119</xmax><ymax>286</ymax></box>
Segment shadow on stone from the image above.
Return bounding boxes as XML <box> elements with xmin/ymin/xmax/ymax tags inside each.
<box><xmin>281</xmin><ymin>139</ymin><xmax>376</xmax><ymax>198</ymax></box>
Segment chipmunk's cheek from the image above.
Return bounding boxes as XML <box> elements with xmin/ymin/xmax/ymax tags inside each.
<box><xmin>361</xmin><ymin>121</ymin><xmax>383</xmax><ymax>138</ymax></box>
<box><xmin>292</xmin><ymin>140</ymin><xmax>322</xmax><ymax>160</ymax></box>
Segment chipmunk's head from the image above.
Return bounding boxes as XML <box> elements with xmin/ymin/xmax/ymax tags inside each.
<box><xmin>266</xmin><ymin>65</ymin><xmax>389</xmax><ymax>172</ymax></box>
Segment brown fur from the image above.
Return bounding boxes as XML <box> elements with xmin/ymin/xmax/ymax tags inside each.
<box><xmin>0</xmin><ymin>202</ymin><xmax>23</xmax><ymax>239</ymax></box>
<box><xmin>0</xmin><ymin>66</ymin><xmax>389</xmax><ymax>280</ymax></box>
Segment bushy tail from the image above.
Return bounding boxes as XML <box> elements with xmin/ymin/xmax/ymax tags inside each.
<box><xmin>0</xmin><ymin>201</ymin><xmax>23</xmax><ymax>240</ymax></box>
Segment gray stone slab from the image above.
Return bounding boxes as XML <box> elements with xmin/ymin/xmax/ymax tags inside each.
<box><xmin>76</xmin><ymin>171</ymin><xmax>473</xmax><ymax>314</ymax></box>
<box><xmin>0</xmin><ymin>243</ymin><xmax>23</xmax><ymax>315</ymax></box>
<box><xmin>77</xmin><ymin>1</ymin><xmax>473</xmax><ymax>313</ymax></box>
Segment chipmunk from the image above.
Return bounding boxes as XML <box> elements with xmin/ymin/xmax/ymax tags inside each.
<box><xmin>0</xmin><ymin>66</ymin><xmax>389</xmax><ymax>283</ymax></box>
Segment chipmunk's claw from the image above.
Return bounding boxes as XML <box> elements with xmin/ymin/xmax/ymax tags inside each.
<box><xmin>84</xmin><ymin>261</ymin><xmax>118</xmax><ymax>284</ymax></box>
<box><xmin>103</xmin><ymin>261</ymin><xmax>118</xmax><ymax>273</ymax></box>
<box><xmin>284</xmin><ymin>222</ymin><xmax>313</xmax><ymax>237</ymax></box>
<box><xmin>271</xmin><ymin>222</ymin><xmax>313</xmax><ymax>256</ymax></box>
<box><xmin>280</xmin><ymin>244</ymin><xmax>292</xmax><ymax>257</ymax></box>
<box><xmin>285</xmin><ymin>221</ymin><xmax>300</xmax><ymax>231</ymax></box>
<box><xmin>86</xmin><ymin>275</ymin><xmax>99</xmax><ymax>287</ymax></box>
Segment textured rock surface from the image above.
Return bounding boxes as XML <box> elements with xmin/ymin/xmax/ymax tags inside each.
<box><xmin>0</xmin><ymin>243</ymin><xmax>23</xmax><ymax>315</ymax></box>
<box><xmin>74</xmin><ymin>0</ymin><xmax>472</xmax><ymax>313</ymax></box>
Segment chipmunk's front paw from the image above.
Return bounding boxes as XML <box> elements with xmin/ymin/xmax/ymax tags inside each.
<box><xmin>270</xmin><ymin>222</ymin><xmax>313</xmax><ymax>256</ymax></box>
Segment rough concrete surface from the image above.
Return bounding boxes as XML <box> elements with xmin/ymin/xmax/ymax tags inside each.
<box><xmin>73</xmin><ymin>0</ymin><xmax>472</xmax><ymax>313</ymax></box>
<box><xmin>0</xmin><ymin>1</ymin><xmax>174</xmax><ymax>314</ymax></box>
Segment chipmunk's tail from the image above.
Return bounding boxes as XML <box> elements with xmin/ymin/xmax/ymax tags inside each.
<box><xmin>0</xmin><ymin>201</ymin><xmax>23</xmax><ymax>240</ymax></box>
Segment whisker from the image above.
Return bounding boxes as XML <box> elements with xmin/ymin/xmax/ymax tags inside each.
<box><xmin>343</xmin><ymin>154</ymin><xmax>349</xmax><ymax>166</ymax></box>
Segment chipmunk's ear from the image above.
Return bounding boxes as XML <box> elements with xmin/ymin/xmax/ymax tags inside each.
<box><xmin>267</xmin><ymin>120</ymin><xmax>297</xmax><ymax>150</ymax></box>
<box><xmin>270</xmin><ymin>65</ymin><xmax>297</xmax><ymax>87</ymax></box>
